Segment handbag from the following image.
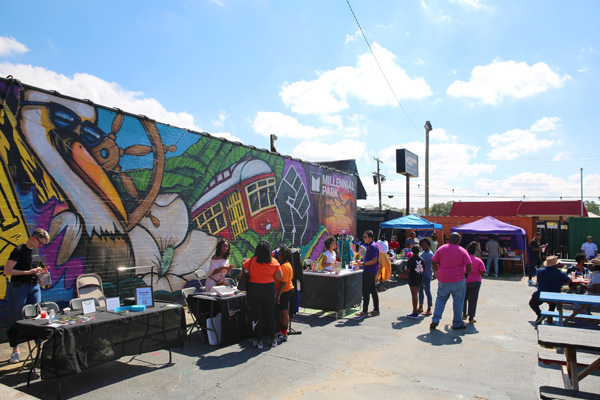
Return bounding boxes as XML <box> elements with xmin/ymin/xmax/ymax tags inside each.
<box><xmin>237</xmin><ymin>260</ymin><xmax>250</xmax><ymax>291</ymax></box>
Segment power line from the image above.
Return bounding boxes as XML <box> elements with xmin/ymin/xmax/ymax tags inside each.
<box><xmin>345</xmin><ymin>0</ymin><xmax>423</xmax><ymax>135</ymax></box>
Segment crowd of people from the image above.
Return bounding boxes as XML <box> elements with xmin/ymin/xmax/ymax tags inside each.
<box><xmin>6</xmin><ymin>226</ymin><xmax>599</xmax><ymax>360</ymax></box>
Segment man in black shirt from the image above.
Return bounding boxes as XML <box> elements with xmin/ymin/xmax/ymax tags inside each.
<box><xmin>528</xmin><ymin>232</ymin><xmax>543</xmax><ymax>286</ymax></box>
<box><xmin>5</xmin><ymin>228</ymin><xmax>49</xmax><ymax>363</ymax></box>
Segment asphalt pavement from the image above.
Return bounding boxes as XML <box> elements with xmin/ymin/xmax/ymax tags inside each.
<box><xmin>0</xmin><ymin>274</ymin><xmax>598</xmax><ymax>399</ymax></box>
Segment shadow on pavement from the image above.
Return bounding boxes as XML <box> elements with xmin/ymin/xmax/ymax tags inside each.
<box><xmin>0</xmin><ymin>353</ymin><xmax>174</xmax><ymax>400</ymax></box>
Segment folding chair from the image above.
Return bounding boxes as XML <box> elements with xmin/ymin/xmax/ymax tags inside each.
<box><xmin>181</xmin><ymin>287</ymin><xmax>203</xmax><ymax>341</ymax></box>
<box><xmin>18</xmin><ymin>304</ymin><xmax>41</xmax><ymax>374</ymax></box>
<box><xmin>69</xmin><ymin>297</ymin><xmax>100</xmax><ymax>311</ymax></box>
<box><xmin>75</xmin><ymin>273</ymin><xmax>106</xmax><ymax>307</ymax></box>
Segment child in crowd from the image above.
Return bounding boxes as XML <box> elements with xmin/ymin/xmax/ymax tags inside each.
<box><xmin>417</xmin><ymin>238</ymin><xmax>434</xmax><ymax>316</ymax></box>
<box><xmin>405</xmin><ymin>245</ymin><xmax>424</xmax><ymax>319</ymax></box>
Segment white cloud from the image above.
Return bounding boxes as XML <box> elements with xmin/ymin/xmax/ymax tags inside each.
<box><xmin>451</xmin><ymin>0</ymin><xmax>484</xmax><ymax>8</ymax></box>
<box><xmin>252</xmin><ymin>111</ymin><xmax>332</xmax><ymax>139</ymax></box>
<box><xmin>487</xmin><ymin>124</ymin><xmax>556</xmax><ymax>160</ymax></box>
<box><xmin>413</xmin><ymin>58</ymin><xmax>425</xmax><ymax>66</ymax></box>
<box><xmin>210</xmin><ymin>131</ymin><xmax>241</xmax><ymax>142</ymax></box>
<box><xmin>0</xmin><ymin>36</ymin><xmax>29</xmax><ymax>56</ymax></box>
<box><xmin>380</xmin><ymin>138</ymin><xmax>494</xmax><ymax>184</ymax></box>
<box><xmin>279</xmin><ymin>43</ymin><xmax>432</xmax><ymax>115</ymax></box>
<box><xmin>420</xmin><ymin>1</ymin><xmax>429</xmax><ymax>10</ymax></box>
<box><xmin>345</xmin><ymin>30</ymin><xmax>361</xmax><ymax>45</ymax></box>
<box><xmin>211</xmin><ymin>111</ymin><xmax>228</xmax><ymax>127</ymax></box>
<box><xmin>0</xmin><ymin>62</ymin><xmax>200</xmax><ymax>130</ymax></box>
<box><xmin>210</xmin><ymin>0</ymin><xmax>225</xmax><ymax>7</ymax></box>
<box><xmin>530</xmin><ymin>117</ymin><xmax>561</xmax><ymax>132</ymax></box>
<box><xmin>447</xmin><ymin>60</ymin><xmax>571</xmax><ymax>104</ymax></box>
<box><xmin>553</xmin><ymin>152</ymin><xmax>569</xmax><ymax>161</ymax></box>
<box><xmin>430</xmin><ymin>128</ymin><xmax>457</xmax><ymax>142</ymax></box>
<box><xmin>449</xmin><ymin>69</ymin><xmax>457</xmax><ymax>76</ymax></box>
<box><xmin>290</xmin><ymin>139</ymin><xmax>366</xmax><ymax>162</ymax></box>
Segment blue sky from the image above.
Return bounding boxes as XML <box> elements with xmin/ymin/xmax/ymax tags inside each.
<box><xmin>1</xmin><ymin>0</ymin><xmax>599</xmax><ymax>210</ymax></box>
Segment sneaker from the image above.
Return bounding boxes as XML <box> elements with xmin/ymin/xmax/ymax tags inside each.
<box><xmin>355</xmin><ymin>311</ymin><xmax>369</xmax><ymax>319</ymax></box>
<box><xmin>9</xmin><ymin>352</ymin><xmax>20</xmax><ymax>364</ymax></box>
<box><xmin>275</xmin><ymin>332</ymin><xmax>283</xmax><ymax>341</ymax></box>
<box><xmin>370</xmin><ymin>310</ymin><xmax>380</xmax><ymax>316</ymax></box>
<box><xmin>253</xmin><ymin>340</ymin><xmax>263</xmax><ymax>349</ymax></box>
<box><xmin>494</xmin><ymin>274</ymin><xmax>498</xmax><ymax>278</ymax></box>
<box><xmin>280</xmin><ymin>335</ymin><xmax>288</xmax><ymax>342</ymax></box>
<box><xmin>452</xmin><ymin>324</ymin><xmax>467</xmax><ymax>330</ymax></box>
<box><xmin>534</xmin><ymin>315</ymin><xmax>544</xmax><ymax>325</ymax></box>
<box><xmin>429</xmin><ymin>322</ymin><xmax>438</xmax><ymax>330</ymax></box>
<box><xmin>407</xmin><ymin>312</ymin><xmax>420</xmax><ymax>319</ymax></box>
<box><xmin>270</xmin><ymin>338</ymin><xmax>277</xmax><ymax>348</ymax></box>
<box><xmin>528</xmin><ymin>279</ymin><xmax>535</xmax><ymax>285</ymax></box>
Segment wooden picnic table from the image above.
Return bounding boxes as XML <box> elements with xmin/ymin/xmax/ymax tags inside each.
<box><xmin>539</xmin><ymin>292</ymin><xmax>600</xmax><ymax>325</ymax></box>
<box><xmin>537</xmin><ymin>325</ymin><xmax>600</xmax><ymax>392</ymax></box>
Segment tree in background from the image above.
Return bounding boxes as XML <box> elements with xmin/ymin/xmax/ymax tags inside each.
<box><xmin>430</xmin><ymin>201</ymin><xmax>453</xmax><ymax>217</ymax></box>
<box><xmin>585</xmin><ymin>200</ymin><xmax>600</xmax><ymax>215</ymax></box>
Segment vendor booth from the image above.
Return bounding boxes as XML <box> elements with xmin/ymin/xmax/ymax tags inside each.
<box><xmin>380</xmin><ymin>214</ymin><xmax>443</xmax><ymax>232</ymax></box>
<box><xmin>450</xmin><ymin>216</ymin><xmax>527</xmax><ymax>275</ymax></box>
<box><xmin>381</xmin><ymin>215</ymin><xmax>443</xmax><ymax>277</ymax></box>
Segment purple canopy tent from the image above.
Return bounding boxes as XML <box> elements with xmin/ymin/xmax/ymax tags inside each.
<box><xmin>450</xmin><ymin>216</ymin><xmax>527</xmax><ymax>276</ymax></box>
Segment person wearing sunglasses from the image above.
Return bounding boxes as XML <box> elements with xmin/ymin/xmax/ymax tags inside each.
<box><xmin>5</xmin><ymin>228</ymin><xmax>50</xmax><ymax>364</ymax></box>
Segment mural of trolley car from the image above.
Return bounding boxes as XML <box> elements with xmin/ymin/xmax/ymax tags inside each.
<box><xmin>190</xmin><ymin>159</ymin><xmax>280</xmax><ymax>240</ymax></box>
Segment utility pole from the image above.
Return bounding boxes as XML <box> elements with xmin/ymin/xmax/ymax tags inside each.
<box><xmin>581</xmin><ymin>168</ymin><xmax>584</xmax><ymax>216</ymax></box>
<box><xmin>373</xmin><ymin>157</ymin><xmax>385</xmax><ymax>211</ymax></box>
<box><xmin>424</xmin><ymin>121</ymin><xmax>432</xmax><ymax>216</ymax></box>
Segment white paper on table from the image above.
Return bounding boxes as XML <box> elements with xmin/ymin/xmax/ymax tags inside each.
<box><xmin>82</xmin><ymin>299</ymin><xmax>96</xmax><ymax>315</ymax></box>
<box><xmin>105</xmin><ymin>297</ymin><xmax>120</xmax><ymax>311</ymax></box>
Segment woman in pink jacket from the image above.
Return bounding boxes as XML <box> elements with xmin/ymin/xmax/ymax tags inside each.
<box><xmin>463</xmin><ymin>241</ymin><xmax>487</xmax><ymax>323</ymax></box>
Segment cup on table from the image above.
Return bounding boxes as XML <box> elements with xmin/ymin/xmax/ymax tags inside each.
<box><xmin>63</xmin><ymin>307</ymin><xmax>71</xmax><ymax>315</ymax></box>
<box><xmin>40</xmin><ymin>307</ymin><xmax>48</xmax><ymax>319</ymax></box>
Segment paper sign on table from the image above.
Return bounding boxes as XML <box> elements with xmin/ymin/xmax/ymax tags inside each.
<box><xmin>106</xmin><ymin>297</ymin><xmax>120</xmax><ymax>311</ymax></box>
<box><xmin>82</xmin><ymin>299</ymin><xmax>96</xmax><ymax>315</ymax></box>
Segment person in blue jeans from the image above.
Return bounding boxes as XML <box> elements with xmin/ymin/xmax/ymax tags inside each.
<box><xmin>417</xmin><ymin>237</ymin><xmax>434</xmax><ymax>316</ymax></box>
<box><xmin>529</xmin><ymin>256</ymin><xmax>571</xmax><ymax>324</ymax></box>
<box><xmin>485</xmin><ymin>235</ymin><xmax>501</xmax><ymax>277</ymax></box>
<box><xmin>430</xmin><ymin>232</ymin><xmax>472</xmax><ymax>330</ymax></box>
<box><xmin>5</xmin><ymin>228</ymin><xmax>50</xmax><ymax>364</ymax></box>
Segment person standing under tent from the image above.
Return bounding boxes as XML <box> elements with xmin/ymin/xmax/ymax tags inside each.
<box><xmin>389</xmin><ymin>236</ymin><xmax>401</xmax><ymax>253</ymax></box>
<box><xmin>485</xmin><ymin>235</ymin><xmax>501</xmax><ymax>277</ymax></box>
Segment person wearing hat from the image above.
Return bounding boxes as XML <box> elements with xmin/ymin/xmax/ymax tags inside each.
<box><xmin>581</xmin><ymin>236</ymin><xmax>598</xmax><ymax>260</ymax></box>
<box><xmin>529</xmin><ymin>255</ymin><xmax>571</xmax><ymax>324</ymax></box>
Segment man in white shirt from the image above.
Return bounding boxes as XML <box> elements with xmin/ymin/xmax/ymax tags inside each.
<box><xmin>581</xmin><ymin>236</ymin><xmax>598</xmax><ymax>260</ymax></box>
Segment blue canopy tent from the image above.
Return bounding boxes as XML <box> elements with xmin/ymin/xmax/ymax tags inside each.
<box><xmin>450</xmin><ymin>216</ymin><xmax>527</xmax><ymax>275</ymax></box>
<box><xmin>380</xmin><ymin>214</ymin><xmax>443</xmax><ymax>230</ymax></box>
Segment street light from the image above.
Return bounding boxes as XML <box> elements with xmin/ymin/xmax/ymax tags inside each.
<box><xmin>424</xmin><ymin>121</ymin><xmax>432</xmax><ymax>216</ymax></box>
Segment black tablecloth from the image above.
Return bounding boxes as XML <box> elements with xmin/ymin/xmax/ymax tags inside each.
<box><xmin>188</xmin><ymin>293</ymin><xmax>252</xmax><ymax>345</ymax></box>
<box><xmin>299</xmin><ymin>271</ymin><xmax>363</xmax><ymax>312</ymax></box>
<box><xmin>15</xmin><ymin>301</ymin><xmax>186</xmax><ymax>380</ymax></box>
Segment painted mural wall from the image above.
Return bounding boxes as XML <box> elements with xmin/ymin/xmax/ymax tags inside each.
<box><xmin>0</xmin><ymin>78</ymin><xmax>357</xmax><ymax>336</ymax></box>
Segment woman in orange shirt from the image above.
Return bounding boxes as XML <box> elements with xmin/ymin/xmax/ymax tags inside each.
<box><xmin>243</xmin><ymin>240</ymin><xmax>283</xmax><ymax>349</ymax></box>
<box><xmin>275</xmin><ymin>245</ymin><xmax>294</xmax><ymax>342</ymax></box>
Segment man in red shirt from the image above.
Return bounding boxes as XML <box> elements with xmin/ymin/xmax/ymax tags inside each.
<box><xmin>389</xmin><ymin>236</ymin><xmax>401</xmax><ymax>253</ymax></box>
<box><xmin>430</xmin><ymin>232</ymin><xmax>472</xmax><ymax>330</ymax></box>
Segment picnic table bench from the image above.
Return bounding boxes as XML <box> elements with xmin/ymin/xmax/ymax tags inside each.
<box><xmin>537</xmin><ymin>325</ymin><xmax>600</xmax><ymax>392</ymax></box>
<box><xmin>539</xmin><ymin>292</ymin><xmax>600</xmax><ymax>326</ymax></box>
